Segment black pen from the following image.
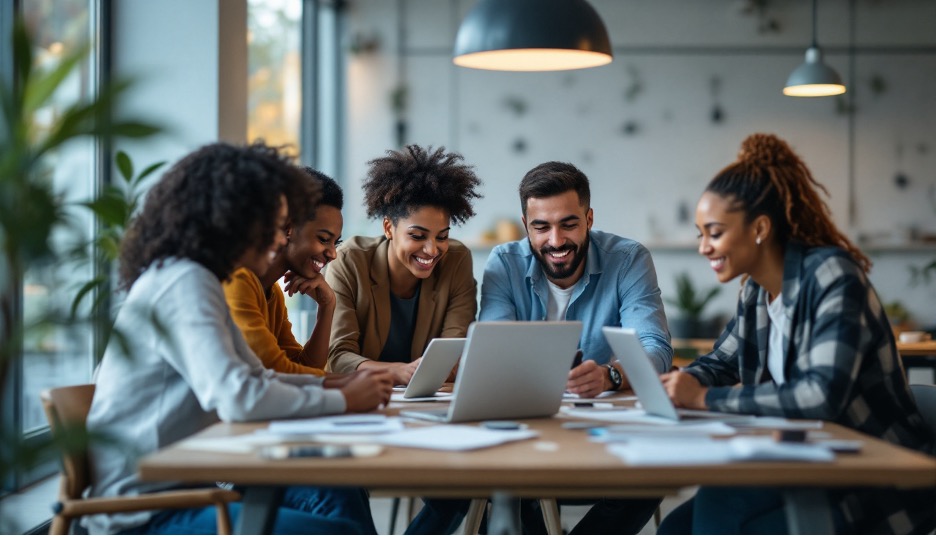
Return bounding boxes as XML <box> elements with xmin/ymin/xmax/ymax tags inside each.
<box><xmin>571</xmin><ymin>349</ymin><xmax>584</xmax><ymax>369</ymax></box>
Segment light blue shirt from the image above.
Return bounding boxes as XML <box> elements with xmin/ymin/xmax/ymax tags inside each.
<box><xmin>479</xmin><ymin>229</ymin><xmax>672</xmax><ymax>373</ymax></box>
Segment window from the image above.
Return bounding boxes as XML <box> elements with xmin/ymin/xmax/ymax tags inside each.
<box><xmin>3</xmin><ymin>0</ymin><xmax>99</xmax><ymax>491</ymax></box>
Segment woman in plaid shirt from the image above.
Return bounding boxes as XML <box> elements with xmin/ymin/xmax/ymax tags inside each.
<box><xmin>658</xmin><ymin>133</ymin><xmax>935</xmax><ymax>534</ymax></box>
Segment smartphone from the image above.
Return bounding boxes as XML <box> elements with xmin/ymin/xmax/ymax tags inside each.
<box><xmin>259</xmin><ymin>445</ymin><xmax>353</xmax><ymax>459</ymax></box>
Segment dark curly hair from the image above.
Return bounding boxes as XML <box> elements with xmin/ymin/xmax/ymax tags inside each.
<box><xmin>119</xmin><ymin>142</ymin><xmax>319</xmax><ymax>288</ymax></box>
<box><xmin>362</xmin><ymin>145</ymin><xmax>482</xmax><ymax>225</ymax></box>
<box><xmin>302</xmin><ymin>166</ymin><xmax>343</xmax><ymax>212</ymax></box>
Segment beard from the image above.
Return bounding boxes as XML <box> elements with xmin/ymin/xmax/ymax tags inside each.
<box><xmin>530</xmin><ymin>236</ymin><xmax>589</xmax><ymax>282</ymax></box>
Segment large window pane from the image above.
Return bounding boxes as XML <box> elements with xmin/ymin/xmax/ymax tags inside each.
<box><xmin>19</xmin><ymin>0</ymin><xmax>96</xmax><ymax>434</ymax></box>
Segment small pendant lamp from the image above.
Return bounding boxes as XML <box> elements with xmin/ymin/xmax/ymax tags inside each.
<box><xmin>453</xmin><ymin>0</ymin><xmax>612</xmax><ymax>72</ymax></box>
<box><xmin>783</xmin><ymin>0</ymin><xmax>845</xmax><ymax>97</ymax></box>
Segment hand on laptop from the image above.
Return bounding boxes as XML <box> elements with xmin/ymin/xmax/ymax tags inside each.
<box><xmin>390</xmin><ymin>358</ymin><xmax>421</xmax><ymax>386</ymax></box>
<box><xmin>340</xmin><ymin>369</ymin><xmax>393</xmax><ymax>412</ymax></box>
<box><xmin>660</xmin><ymin>371</ymin><xmax>708</xmax><ymax>410</ymax></box>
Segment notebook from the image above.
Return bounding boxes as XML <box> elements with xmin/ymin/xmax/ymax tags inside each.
<box><xmin>601</xmin><ymin>326</ymin><xmax>751</xmax><ymax>423</ymax></box>
<box><xmin>403</xmin><ymin>338</ymin><xmax>466</xmax><ymax>398</ymax></box>
<box><xmin>401</xmin><ymin>321</ymin><xmax>583</xmax><ymax>423</ymax></box>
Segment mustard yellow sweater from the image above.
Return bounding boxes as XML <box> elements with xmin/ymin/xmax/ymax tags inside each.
<box><xmin>223</xmin><ymin>267</ymin><xmax>325</xmax><ymax>375</ymax></box>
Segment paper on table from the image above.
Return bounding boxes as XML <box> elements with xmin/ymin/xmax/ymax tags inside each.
<box><xmin>178</xmin><ymin>433</ymin><xmax>284</xmax><ymax>454</ymax></box>
<box><xmin>563</xmin><ymin>391</ymin><xmax>624</xmax><ymax>400</ymax></box>
<box><xmin>607</xmin><ymin>436</ymin><xmax>834</xmax><ymax>465</ymax></box>
<box><xmin>560</xmin><ymin>406</ymin><xmax>679</xmax><ymax>425</ymax></box>
<box><xmin>374</xmin><ymin>424</ymin><xmax>538</xmax><ymax>451</ymax></box>
<box><xmin>268</xmin><ymin>415</ymin><xmax>405</xmax><ymax>435</ymax></box>
<box><xmin>390</xmin><ymin>392</ymin><xmax>453</xmax><ymax>403</ymax></box>
<box><xmin>731</xmin><ymin>417</ymin><xmax>824</xmax><ymax>430</ymax></box>
<box><xmin>588</xmin><ymin>421</ymin><xmax>738</xmax><ymax>441</ymax></box>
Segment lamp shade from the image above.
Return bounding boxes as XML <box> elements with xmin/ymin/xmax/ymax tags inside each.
<box><xmin>783</xmin><ymin>48</ymin><xmax>846</xmax><ymax>97</ymax></box>
<box><xmin>453</xmin><ymin>0</ymin><xmax>612</xmax><ymax>72</ymax></box>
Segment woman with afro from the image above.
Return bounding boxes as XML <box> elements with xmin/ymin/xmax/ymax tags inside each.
<box><xmin>324</xmin><ymin>145</ymin><xmax>482</xmax><ymax>534</ymax></box>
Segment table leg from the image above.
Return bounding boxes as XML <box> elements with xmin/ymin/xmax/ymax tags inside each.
<box><xmin>237</xmin><ymin>486</ymin><xmax>284</xmax><ymax>534</ymax></box>
<box><xmin>487</xmin><ymin>492</ymin><xmax>520</xmax><ymax>534</ymax></box>
<box><xmin>783</xmin><ymin>489</ymin><xmax>834</xmax><ymax>535</ymax></box>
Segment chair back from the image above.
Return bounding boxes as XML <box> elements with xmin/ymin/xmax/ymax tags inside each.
<box><xmin>40</xmin><ymin>384</ymin><xmax>96</xmax><ymax>500</ymax></box>
<box><xmin>909</xmin><ymin>384</ymin><xmax>936</xmax><ymax>444</ymax></box>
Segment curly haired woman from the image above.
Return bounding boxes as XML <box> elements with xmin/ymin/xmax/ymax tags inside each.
<box><xmin>658</xmin><ymin>133</ymin><xmax>935</xmax><ymax>534</ymax></box>
<box><xmin>86</xmin><ymin>142</ymin><xmax>392</xmax><ymax>535</ymax></box>
<box><xmin>325</xmin><ymin>145</ymin><xmax>482</xmax><ymax>384</ymax></box>
<box><xmin>324</xmin><ymin>145</ymin><xmax>482</xmax><ymax>534</ymax></box>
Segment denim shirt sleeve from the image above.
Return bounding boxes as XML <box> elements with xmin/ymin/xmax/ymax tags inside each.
<box><xmin>479</xmin><ymin>246</ymin><xmax>520</xmax><ymax>321</ymax></box>
<box><xmin>615</xmin><ymin>244</ymin><xmax>673</xmax><ymax>373</ymax></box>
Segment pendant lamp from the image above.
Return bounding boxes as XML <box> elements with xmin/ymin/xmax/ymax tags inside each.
<box><xmin>783</xmin><ymin>0</ymin><xmax>845</xmax><ymax>97</ymax></box>
<box><xmin>453</xmin><ymin>0</ymin><xmax>612</xmax><ymax>72</ymax></box>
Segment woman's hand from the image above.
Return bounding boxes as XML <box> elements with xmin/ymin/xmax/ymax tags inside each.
<box><xmin>283</xmin><ymin>271</ymin><xmax>336</xmax><ymax>309</ymax></box>
<box><xmin>660</xmin><ymin>371</ymin><xmax>708</xmax><ymax>410</ymax></box>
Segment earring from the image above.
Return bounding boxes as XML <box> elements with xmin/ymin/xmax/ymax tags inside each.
<box><xmin>756</xmin><ymin>237</ymin><xmax>762</xmax><ymax>245</ymax></box>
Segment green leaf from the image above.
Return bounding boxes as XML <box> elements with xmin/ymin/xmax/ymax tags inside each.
<box><xmin>81</xmin><ymin>194</ymin><xmax>128</xmax><ymax>228</ymax></box>
<box><xmin>23</xmin><ymin>45</ymin><xmax>90</xmax><ymax>114</ymax></box>
<box><xmin>111</xmin><ymin>122</ymin><xmax>161</xmax><ymax>138</ymax></box>
<box><xmin>134</xmin><ymin>161</ymin><xmax>167</xmax><ymax>186</ymax></box>
<box><xmin>71</xmin><ymin>277</ymin><xmax>106</xmax><ymax>318</ymax></box>
<box><xmin>12</xmin><ymin>20</ymin><xmax>33</xmax><ymax>91</ymax></box>
<box><xmin>115</xmin><ymin>150</ymin><xmax>133</xmax><ymax>183</ymax></box>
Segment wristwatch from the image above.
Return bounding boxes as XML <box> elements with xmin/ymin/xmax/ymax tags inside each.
<box><xmin>606</xmin><ymin>363</ymin><xmax>623</xmax><ymax>391</ymax></box>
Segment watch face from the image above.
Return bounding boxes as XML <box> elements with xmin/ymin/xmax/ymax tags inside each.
<box><xmin>608</xmin><ymin>365</ymin><xmax>622</xmax><ymax>389</ymax></box>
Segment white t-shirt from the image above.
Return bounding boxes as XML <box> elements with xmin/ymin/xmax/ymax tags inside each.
<box><xmin>766</xmin><ymin>295</ymin><xmax>788</xmax><ymax>385</ymax></box>
<box><xmin>546</xmin><ymin>280</ymin><xmax>575</xmax><ymax>321</ymax></box>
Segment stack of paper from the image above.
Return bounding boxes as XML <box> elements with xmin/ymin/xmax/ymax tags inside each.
<box><xmin>267</xmin><ymin>414</ymin><xmax>405</xmax><ymax>435</ymax></box>
<box><xmin>374</xmin><ymin>424</ymin><xmax>538</xmax><ymax>451</ymax></box>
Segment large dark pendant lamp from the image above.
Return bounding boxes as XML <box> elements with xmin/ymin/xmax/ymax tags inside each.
<box><xmin>453</xmin><ymin>0</ymin><xmax>612</xmax><ymax>72</ymax></box>
<box><xmin>783</xmin><ymin>0</ymin><xmax>845</xmax><ymax>97</ymax></box>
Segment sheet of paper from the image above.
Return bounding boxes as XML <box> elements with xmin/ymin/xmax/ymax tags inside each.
<box><xmin>731</xmin><ymin>417</ymin><xmax>824</xmax><ymax>430</ymax></box>
<box><xmin>177</xmin><ymin>433</ymin><xmax>283</xmax><ymax>454</ymax></box>
<box><xmin>607</xmin><ymin>436</ymin><xmax>834</xmax><ymax>465</ymax></box>
<box><xmin>588</xmin><ymin>421</ymin><xmax>738</xmax><ymax>441</ymax></box>
<box><xmin>560</xmin><ymin>406</ymin><xmax>679</xmax><ymax>425</ymax></box>
<box><xmin>267</xmin><ymin>415</ymin><xmax>405</xmax><ymax>435</ymax></box>
<box><xmin>562</xmin><ymin>391</ymin><xmax>623</xmax><ymax>400</ymax></box>
<box><xmin>390</xmin><ymin>392</ymin><xmax>453</xmax><ymax>403</ymax></box>
<box><xmin>374</xmin><ymin>424</ymin><xmax>539</xmax><ymax>451</ymax></box>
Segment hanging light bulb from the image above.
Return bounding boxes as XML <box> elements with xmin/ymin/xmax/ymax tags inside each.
<box><xmin>784</xmin><ymin>0</ymin><xmax>845</xmax><ymax>97</ymax></box>
<box><xmin>453</xmin><ymin>0</ymin><xmax>612</xmax><ymax>72</ymax></box>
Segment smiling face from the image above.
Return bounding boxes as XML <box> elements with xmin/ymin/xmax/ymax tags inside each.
<box><xmin>523</xmin><ymin>190</ymin><xmax>593</xmax><ymax>289</ymax></box>
<box><xmin>384</xmin><ymin>205</ymin><xmax>451</xmax><ymax>293</ymax></box>
<box><xmin>695</xmin><ymin>191</ymin><xmax>765</xmax><ymax>284</ymax></box>
<box><xmin>238</xmin><ymin>195</ymin><xmax>289</xmax><ymax>276</ymax></box>
<box><xmin>284</xmin><ymin>205</ymin><xmax>344</xmax><ymax>278</ymax></box>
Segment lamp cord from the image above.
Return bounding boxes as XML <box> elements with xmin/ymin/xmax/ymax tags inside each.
<box><xmin>811</xmin><ymin>0</ymin><xmax>818</xmax><ymax>47</ymax></box>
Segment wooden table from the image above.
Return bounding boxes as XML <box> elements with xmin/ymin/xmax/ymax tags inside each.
<box><xmin>138</xmin><ymin>400</ymin><xmax>936</xmax><ymax>535</ymax></box>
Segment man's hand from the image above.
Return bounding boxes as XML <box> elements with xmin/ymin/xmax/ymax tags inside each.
<box><xmin>566</xmin><ymin>360</ymin><xmax>611</xmax><ymax>399</ymax></box>
<box><xmin>340</xmin><ymin>369</ymin><xmax>393</xmax><ymax>412</ymax></box>
<box><xmin>660</xmin><ymin>371</ymin><xmax>708</xmax><ymax>410</ymax></box>
<box><xmin>282</xmin><ymin>271</ymin><xmax>336</xmax><ymax>309</ymax></box>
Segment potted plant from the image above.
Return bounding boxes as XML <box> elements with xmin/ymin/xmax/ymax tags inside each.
<box><xmin>665</xmin><ymin>272</ymin><xmax>722</xmax><ymax>339</ymax></box>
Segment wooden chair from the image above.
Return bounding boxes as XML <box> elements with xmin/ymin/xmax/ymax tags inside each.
<box><xmin>41</xmin><ymin>384</ymin><xmax>241</xmax><ymax>535</ymax></box>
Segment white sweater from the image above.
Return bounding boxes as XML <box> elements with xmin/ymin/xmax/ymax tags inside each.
<box><xmin>85</xmin><ymin>258</ymin><xmax>346</xmax><ymax>533</ymax></box>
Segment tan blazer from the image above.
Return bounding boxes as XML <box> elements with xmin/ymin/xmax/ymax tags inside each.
<box><xmin>325</xmin><ymin>235</ymin><xmax>477</xmax><ymax>373</ymax></box>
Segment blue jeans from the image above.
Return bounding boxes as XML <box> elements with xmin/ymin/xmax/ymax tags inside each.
<box><xmin>404</xmin><ymin>498</ymin><xmax>471</xmax><ymax>535</ymax></box>
<box><xmin>658</xmin><ymin>487</ymin><xmax>790</xmax><ymax>535</ymax></box>
<box><xmin>120</xmin><ymin>486</ymin><xmax>375</xmax><ymax>535</ymax></box>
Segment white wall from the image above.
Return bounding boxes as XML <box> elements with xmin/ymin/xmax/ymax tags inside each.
<box><xmin>344</xmin><ymin>0</ymin><xmax>936</xmax><ymax>327</ymax></box>
<box><xmin>112</xmin><ymin>0</ymin><xmax>247</xmax><ymax>168</ymax></box>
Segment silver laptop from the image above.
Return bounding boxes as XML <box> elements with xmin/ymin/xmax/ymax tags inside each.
<box><xmin>602</xmin><ymin>326</ymin><xmax>751</xmax><ymax>423</ymax></box>
<box><xmin>402</xmin><ymin>321</ymin><xmax>583</xmax><ymax>423</ymax></box>
<box><xmin>403</xmin><ymin>338</ymin><xmax>466</xmax><ymax>398</ymax></box>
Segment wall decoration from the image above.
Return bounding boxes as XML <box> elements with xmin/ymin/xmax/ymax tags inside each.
<box><xmin>869</xmin><ymin>74</ymin><xmax>887</xmax><ymax>97</ymax></box>
<box><xmin>893</xmin><ymin>143</ymin><xmax>909</xmax><ymax>190</ymax></box>
<box><xmin>737</xmin><ymin>0</ymin><xmax>780</xmax><ymax>34</ymax></box>
<box><xmin>512</xmin><ymin>137</ymin><xmax>528</xmax><ymax>154</ymax></box>
<box><xmin>503</xmin><ymin>95</ymin><xmax>528</xmax><ymax>116</ymax></box>
<box><xmin>623</xmin><ymin>65</ymin><xmax>644</xmax><ymax>103</ymax></box>
<box><xmin>620</xmin><ymin>120</ymin><xmax>641</xmax><ymax>136</ymax></box>
<box><xmin>709</xmin><ymin>75</ymin><xmax>725</xmax><ymax>124</ymax></box>
<box><xmin>348</xmin><ymin>31</ymin><xmax>381</xmax><ymax>55</ymax></box>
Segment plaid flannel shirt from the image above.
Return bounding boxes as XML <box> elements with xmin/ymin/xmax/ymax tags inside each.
<box><xmin>685</xmin><ymin>243</ymin><xmax>935</xmax><ymax>534</ymax></box>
